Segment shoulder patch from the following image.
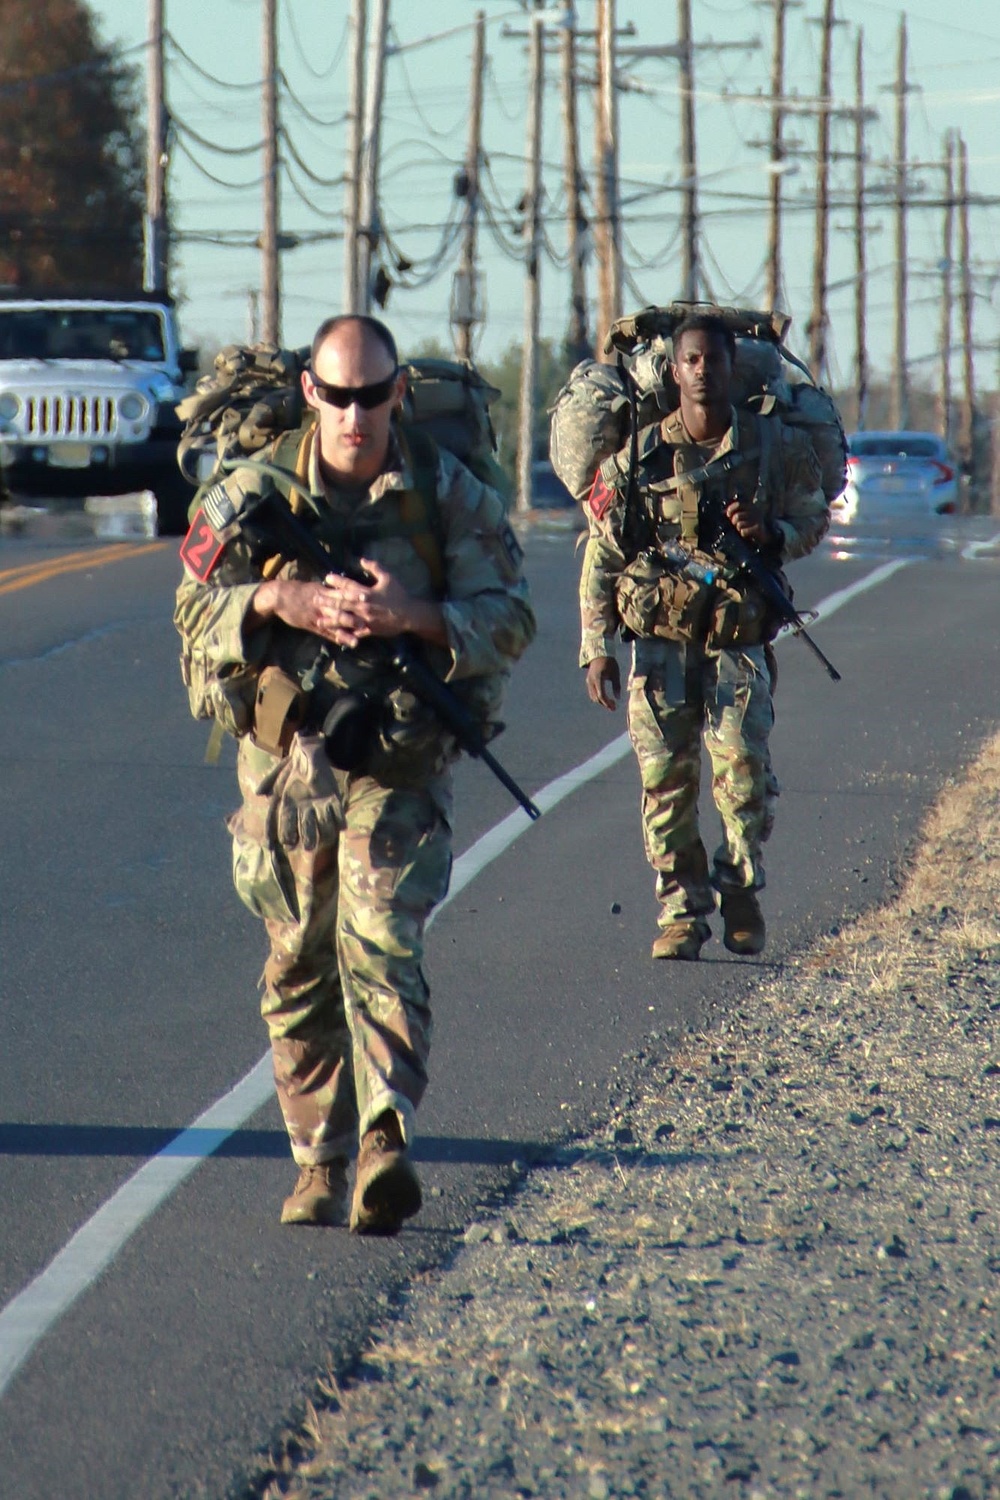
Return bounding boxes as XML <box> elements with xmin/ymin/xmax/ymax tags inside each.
<box><xmin>179</xmin><ymin>506</ymin><xmax>225</xmax><ymax>582</ymax></box>
<box><xmin>588</xmin><ymin>471</ymin><xmax>615</xmax><ymax>521</ymax></box>
<box><xmin>200</xmin><ymin>480</ymin><xmax>239</xmax><ymax>534</ymax></box>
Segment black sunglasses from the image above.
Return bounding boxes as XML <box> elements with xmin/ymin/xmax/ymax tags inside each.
<box><xmin>308</xmin><ymin>369</ymin><xmax>398</xmax><ymax>410</ymax></box>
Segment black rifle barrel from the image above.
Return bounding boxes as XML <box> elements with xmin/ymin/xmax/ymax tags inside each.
<box><xmin>251</xmin><ymin>492</ymin><xmax>542</xmax><ymax>820</ymax></box>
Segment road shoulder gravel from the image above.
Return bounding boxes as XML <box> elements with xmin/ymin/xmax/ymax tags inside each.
<box><xmin>251</xmin><ymin>732</ymin><xmax>1000</xmax><ymax>1500</ymax></box>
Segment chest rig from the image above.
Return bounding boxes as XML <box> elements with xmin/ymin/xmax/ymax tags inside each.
<box><xmin>637</xmin><ymin>408</ymin><xmax>777</xmax><ymax>557</ymax></box>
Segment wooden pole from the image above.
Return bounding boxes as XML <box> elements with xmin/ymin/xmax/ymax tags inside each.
<box><xmin>594</xmin><ymin>0</ymin><xmax>621</xmax><ymax>357</ymax></box>
<box><xmin>807</xmin><ymin>0</ymin><xmax>833</xmax><ymax>382</ymax></box>
<box><xmin>938</xmin><ymin>131</ymin><xmax>955</xmax><ymax>447</ymax></box>
<box><xmin>765</xmin><ymin>0</ymin><xmax>787</xmax><ymax>312</ymax></box>
<box><xmin>358</xmin><ymin>0</ymin><xmax>390</xmax><ymax>314</ymax></box>
<box><xmin>454</xmin><ymin>11</ymin><xmax>485</xmax><ymax>361</ymax></box>
<box><xmin>889</xmin><ymin>15</ymin><xmax>909</xmax><ymax>429</ymax></box>
<box><xmin>678</xmin><ymin>0</ymin><xmax>698</xmax><ymax>301</ymax></box>
<box><xmin>516</xmin><ymin>10</ymin><xmax>545</xmax><ymax>514</ymax></box>
<box><xmin>561</xmin><ymin>0</ymin><xmax>589</xmax><ymax>365</ymax></box>
<box><xmin>143</xmin><ymin>0</ymin><xmax>168</xmax><ymax>294</ymax></box>
<box><xmin>853</xmin><ymin>29</ymin><xmax>868</xmax><ymax>428</ymax></box>
<box><xmin>342</xmin><ymin>0</ymin><xmax>367</xmax><ymax>315</ymax></box>
<box><xmin>261</xmin><ymin>0</ymin><xmax>280</xmax><ymax>344</ymax></box>
<box><xmin>957</xmin><ymin>133</ymin><xmax>975</xmax><ymax>496</ymax></box>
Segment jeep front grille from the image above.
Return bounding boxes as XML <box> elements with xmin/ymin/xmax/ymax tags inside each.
<box><xmin>25</xmin><ymin>394</ymin><xmax>117</xmax><ymax>441</ymax></box>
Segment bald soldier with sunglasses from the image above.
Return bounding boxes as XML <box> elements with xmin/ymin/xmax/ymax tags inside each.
<box><xmin>175</xmin><ymin>315</ymin><xmax>535</xmax><ymax>1234</ymax></box>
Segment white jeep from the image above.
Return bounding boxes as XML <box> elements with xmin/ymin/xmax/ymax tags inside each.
<box><xmin>0</xmin><ymin>294</ymin><xmax>199</xmax><ymax>533</ymax></box>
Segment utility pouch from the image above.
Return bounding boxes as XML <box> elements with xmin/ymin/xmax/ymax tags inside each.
<box><xmin>616</xmin><ymin>552</ymin><xmax>715</xmax><ymax>644</ymax></box>
<box><xmin>252</xmin><ymin>666</ymin><xmax>308</xmax><ymax>757</ymax></box>
<box><xmin>705</xmin><ymin>570</ymin><xmax>792</xmax><ymax>651</ymax></box>
<box><xmin>321</xmin><ymin>689</ymin><xmax>382</xmax><ymax>771</ymax></box>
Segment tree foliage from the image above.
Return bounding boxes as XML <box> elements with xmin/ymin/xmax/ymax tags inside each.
<box><xmin>0</xmin><ymin>0</ymin><xmax>146</xmax><ymax>293</ymax></box>
<box><xmin>477</xmin><ymin>338</ymin><xmax>572</xmax><ymax>480</ymax></box>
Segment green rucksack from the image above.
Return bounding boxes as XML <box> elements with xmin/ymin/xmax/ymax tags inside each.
<box><xmin>549</xmin><ymin>300</ymin><xmax>848</xmax><ymax>506</ymax></box>
<box><xmin>175</xmin><ymin>342</ymin><xmax>511</xmax><ymax>503</ymax></box>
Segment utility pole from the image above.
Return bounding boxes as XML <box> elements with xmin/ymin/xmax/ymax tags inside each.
<box><xmin>342</xmin><ymin>0</ymin><xmax>367</xmax><ymax>314</ymax></box>
<box><xmin>807</xmin><ymin>0</ymin><xmax>834</xmax><ymax>382</ymax></box>
<box><xmin>938</xmin><ymin>130</ymin><xmax>955</xmax><ymax>446</ymax></box>
<box><xmin>762</xmin><ymin>0</ymin><xmax>792</xmax><ymax>311</ymax></box>
<box><xmin>889</xmin><ymin>15</ymin><xmax>909</xmax><ymax>430</ymax></box>
<box><xmin>957</xmin><ymin>132</ymin><xmax>975</xmax><ymax>495</ymax></box>
<box><xmin>144</xmin><ymin>0</ymin><xmax>168</xmax><ymax>294</ymax></box>
<box><xmin>853</xmin><ymin>29</ymin><xmax>868</xmax><ymax>428</ymax></box>
<box><xmin>358</xmin><ymin>0</ymin><xmax>390</xmax><ymax>314</ymax></box>
<box><xmin>261</xmin><ymin>0</ymin><xmax>280</xmax><ymax>344</ymax></box>
<box><xmin>594</xmin><ymin>0</ymin><xmax>621</xmax><ymax>358</ymax></box>
<box><xmin>452</xmin><ymin>11</ymin><xmax>486</xmax><ymax>361</ymax></box>
<box><xmin>677</xmin><ymin>0</ymin><xmax>699</xmax><ymax>301</ymax></box>
<box><xmin>561</xmin><ymin>0</ymin><xmax>590</xmax><ymax>365</ymax></box>
<box><xmin>516</xmin><ymin>8</ymin><xmax>545</xmax><ymax>514</ymax></box>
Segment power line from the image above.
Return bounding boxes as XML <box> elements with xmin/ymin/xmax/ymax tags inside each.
<box><xmin>164</xmin><ymin>32</ymin><xmax>260</xmax><ymax>92</ymax></box>
<box><xmin>281</xmin><ymin>1</ymin><xmax>350</xmax><ymax>81</ymax></box>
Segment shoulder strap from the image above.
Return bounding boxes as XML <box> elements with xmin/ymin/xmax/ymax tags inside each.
<box><xmin>398</xmin><ymin>425</ymin><xmax>447</xmax><ymax>596</ymax></box>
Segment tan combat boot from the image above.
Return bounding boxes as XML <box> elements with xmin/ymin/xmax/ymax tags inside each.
<box><xmin>350</xmin><ymin>1111</ymin><xmax>422</xmax><ymax>1236</ymax></box>
<box><xmin>651</xmin><ymin>919</ymin><xmax>711</xmax><ymax>961</ymax></box>
<box><xmin>280</xmin><ymin>1159</ymin><xmax>349</xmax><ymax>1226</ymax></box>
<box><xmin>720</xmin><ymin>891</ymin><xmax>766</xmax><ymax>956</ymax></box>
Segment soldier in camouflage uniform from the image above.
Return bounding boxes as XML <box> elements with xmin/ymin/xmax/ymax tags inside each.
<box><xmin>174</xmin><ymin>314</ymin><xmax>535</xmax><ymax>1232</ymax></box>
<box><xmin>578</xmin><ymin>312</ymin><xmax>829</xmax><ymax>960</ymax></box>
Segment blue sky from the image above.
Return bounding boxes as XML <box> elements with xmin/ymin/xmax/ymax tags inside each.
<box><xmin>88</xmin><ymin>1</ymin><xmax>1000</xmax><ymax>391</ymax></box>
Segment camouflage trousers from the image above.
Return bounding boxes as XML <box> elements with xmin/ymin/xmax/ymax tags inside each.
<box><xmin>229</xmin><ymin>734</ymin><xmax>453</xmax><ymax>1166</ymax></box>
<box><xmin>627</xmin><ymin>637</ymin><xmax>776</xmax><ymax>929</ymax></box>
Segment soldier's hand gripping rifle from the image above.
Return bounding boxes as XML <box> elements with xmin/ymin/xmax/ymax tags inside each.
<box><xmin>698</xmin><ymin>489</ymin><xmax>842</xmax><ymax>682</ymax></box>
<box><xmin>243</xmin><ymin>488</ymin><xmax>542</xmax><ymax>821</ymax></box>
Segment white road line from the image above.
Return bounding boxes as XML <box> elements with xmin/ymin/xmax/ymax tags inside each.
<box><xmin>0</xmin><ymin>556</ymin><xmax>910</xmax><ymax>1399</ymax></box>
<box><xmin>961</xmin><ymin>531</ymin><xmax>1000</xmax><ymax>561</ymax></box>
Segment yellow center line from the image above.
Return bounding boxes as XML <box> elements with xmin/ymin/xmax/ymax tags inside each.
<box><xmin>0</xmin><ymin>541</ymin><xmax>169</xmax><ymax>597</ymax></box>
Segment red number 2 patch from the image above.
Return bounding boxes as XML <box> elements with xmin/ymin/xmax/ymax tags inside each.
<box><xmin>179</xmin><ymin>507</ymin><xmax>224</xmax><ymax>582</ymax></box>
<box><xmin>588</xmin><ymin>472</ymin><xmax>615</xmax><ymax>521</ymax></box>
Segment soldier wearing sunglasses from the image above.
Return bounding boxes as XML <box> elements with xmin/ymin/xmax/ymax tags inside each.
<box><xmin>175</xmin><ymin>314</ymin><xmax>535</xmax><ymax>1235</ymax></box>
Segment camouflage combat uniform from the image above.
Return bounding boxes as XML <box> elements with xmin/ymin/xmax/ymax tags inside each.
<box><xmin>579</xmin><ymin>405</ymin><xmax>829</xmax><ymax>931</ymax></box>
<box><xmin>175</xmin><ymin>422</ymin><xmax>535</xmax><ymax>1166</ymax></box>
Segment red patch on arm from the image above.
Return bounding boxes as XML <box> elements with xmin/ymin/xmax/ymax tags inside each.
<box><xmin>588</xmin><ymin>472</ymin><xmax>615</xmax><ymax>521</ymax></box>
<box><xmin>179</xmin><ymin>507</ymin><xmax>224</xmax><ymax>582</ymax></box>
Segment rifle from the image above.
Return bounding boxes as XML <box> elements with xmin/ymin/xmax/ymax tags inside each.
<box><xmin>698</xmin><ymin>490</ymin><xmax>841</xmax><ymax>682</ymax></box>
<box><xmin>240</xmin><ymin>488</ymin><xmax>542</xmax><ymax>821</ymax></box>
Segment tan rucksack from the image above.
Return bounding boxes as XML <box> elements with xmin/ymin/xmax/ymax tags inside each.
<box><xmin>176</xmin><ymin>342</ymin><xmax>511</xmax><ymax>502</ymax></box>
<box><xmin>549</xmin><ymin>301</ymin><xmax>848</xmax><ymax>506</ymax></box>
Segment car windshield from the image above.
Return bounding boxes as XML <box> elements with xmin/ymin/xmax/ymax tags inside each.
<box><xmin>851</xmin><ymin>436</ymin><xmax>940</xmax><ymax>459</ymax></box>
<box><xmin>0</xmin><ymin>309</ymin><xmax>166</xmax><ymax>362</ymax></box>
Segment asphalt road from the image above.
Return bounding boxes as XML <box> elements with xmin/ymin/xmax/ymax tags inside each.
<box><xmin>1</xmin><ymin>502</ymin><xmax>999</xmax><ymax>1498</ymax></box>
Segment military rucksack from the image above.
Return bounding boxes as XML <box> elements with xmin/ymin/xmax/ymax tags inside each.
<box><xmin>176</xmin><ymin>341</ymin><xmax>511</xmax><ymax>502</ymax></box>
<box><xmin>549</xmin><ymin>301</ymin><xmax>848</xmax><ymax>506</ymax></box>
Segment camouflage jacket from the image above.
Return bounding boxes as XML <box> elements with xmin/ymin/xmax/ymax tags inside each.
<box><xmin>174</xmin><ymin>423</ymin><xmax>535</xmax><ymax>765</ymax></box>
<box><xmin>579</xmin><ymin>405</ymin><xmax>829</xmax><ymax>665</ymax></box>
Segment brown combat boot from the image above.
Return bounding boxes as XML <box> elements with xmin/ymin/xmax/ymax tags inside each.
<box><xmin>349</xmin><ymin>1111</ymin><xmax>422</xmax><ymax>1236</ymax></box>
<box><xmin>280</xmin><ymin>1159</ymin><xmax>349</xmax><ymax>1226</ymax></box>
<box><xmin>720</xmin><ymin>890</ymin><xmax>766</xmax><ymax>956</ymax></box>
<box><xmin>651</xmin><ymin>919</ymin><xmax>711</xmax><ymax>961</ymax></box>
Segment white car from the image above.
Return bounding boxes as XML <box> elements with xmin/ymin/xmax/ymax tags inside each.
<box><xmin>836</xmin><ymin>430</ymin><xmax>959</xmax><ymax>523</ymax></box>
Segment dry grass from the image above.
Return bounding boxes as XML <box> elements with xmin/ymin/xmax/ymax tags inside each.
<box><xmin>255</xmin><ymin>729</ymin><xmax>1000</xmax><ymax>1500</ymax></box>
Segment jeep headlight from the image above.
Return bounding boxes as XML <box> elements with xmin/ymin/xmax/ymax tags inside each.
<box><xmin>0</xmin><ymin>392</ymin><xmax>21</xmax><ymax>422</ymax></box>
<box><xmin>119</xmin><ymin>392</ymin><xmax>148</xmax><ymax>422</ymax></box>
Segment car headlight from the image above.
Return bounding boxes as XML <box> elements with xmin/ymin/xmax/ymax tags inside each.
<box><xmin>119</xmin><ymin>392</ymin><xmax>148</xmax><ymax>422</ymax></box>
<box><xmin>0</xmin><ymin>393</ymin><xmax>21</xmax><ymax>421</ymax></box>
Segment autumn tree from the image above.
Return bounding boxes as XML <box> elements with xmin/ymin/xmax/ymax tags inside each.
<box><xmin>0</xmin><ymin>0</ymin><xmax>145</xmax><ymax>293</ymax></box>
